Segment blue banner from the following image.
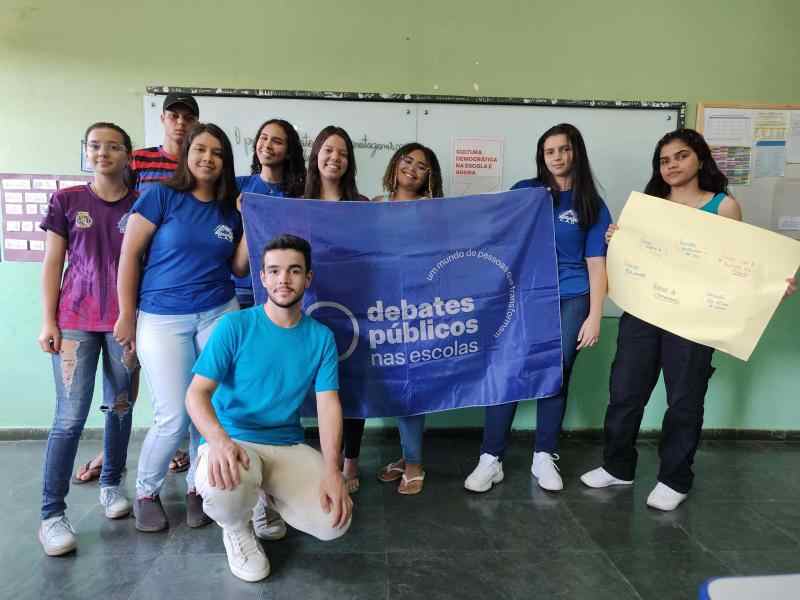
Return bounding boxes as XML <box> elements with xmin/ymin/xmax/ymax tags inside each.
<box><xmin>242</xmin><ymin>188</ymin><xmax>562</xmax><ymax>418</ymax></box>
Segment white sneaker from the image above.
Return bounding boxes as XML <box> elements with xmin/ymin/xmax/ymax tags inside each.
<box><xmin>464</xmin><ymin>453</ymin><xmax>504</xmax><ymax>493</ymax></box>
<box><xmin>100</xmin><ymin>486</ymin><xmax>132</xmax><ymax>519</ymax></box>
<box><xmin>38</xmin><ymin>515</ymin><xmax>77</xmax><ymax>556</ymax></box>
<box><xmin>531</xmin><ymin>452</ymin><xmax>563</xmax><ymax>491</ymax></box>
<box><xmin>252</xmin><ymin>497</ymin><xmax>287</xmax><ymax>541</ymax></box>
<box><xmin>580</xmin><ymin>467</ymin><xmax>634</xmax><ymax>489</ymax></box>
<box><xmin>646</xmin><ymin>482</ymin><xmax>687</xmax><ymax>511</ymax></box>
<box><xmin>222</xmin><ymin>524</ymin><xmax>271</xmax><ymax>582</ymax></box>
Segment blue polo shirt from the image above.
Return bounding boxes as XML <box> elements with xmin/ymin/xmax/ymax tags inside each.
<box><xmin>233</xmin><ymin>176</ymin><xmax>287</xmax><ymax>302</ymax></box>
<box><xmin>511</xmin><ymin>178</ymin><xmax>611</xmax><ymax>299</ymax></box>
<box><xmin>193</xmin><ymin>306</ymin><xmax>339</xmax><ymax>445</ymax></box>
<box><xmin>132</xmin><ymin>184</ymin><xmax>241</xmax><ymax>314</ymax></box>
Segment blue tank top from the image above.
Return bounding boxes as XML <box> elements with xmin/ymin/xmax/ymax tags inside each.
<box><xmin>699</xmin><ymin>193</ymin><xmax>726</xmax><ymax>215</ymax></box>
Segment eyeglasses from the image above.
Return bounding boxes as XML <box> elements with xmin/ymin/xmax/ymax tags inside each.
<box><xmin>400</xmin><ymin>155</ymin><xmax>430</xmax><ymax>174</ymax></box>
<box><xmin>85</xmin><ymin>141</ymin><xmax>127</xmax><ymax>153</ymax></box>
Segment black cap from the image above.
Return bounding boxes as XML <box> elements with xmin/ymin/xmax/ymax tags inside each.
<box><xmin>163</xmin><ymin>93</ymin><xmax>199</xmax><ymax>117</ymax></box>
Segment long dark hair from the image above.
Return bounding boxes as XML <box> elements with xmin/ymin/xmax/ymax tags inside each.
<box><xmin>165</xmin><ymin>122</ymin><xmax>238</xmax><ymax>214</ymax></box>
<box><xmin>303</xmin><ymin>126</ymin><xmax>361</xmax><ymax>200</ymax></box>
<box><xmin>84</xmin><ymin>121</ymin><xmax>135</xmax><ymax>189</ymax></box>
<box><xmin>249</xmin><ymin>119</ymin><xmax>306</xmax><ymax>197</ymax></box>
<box><xmin>536</xmin><ymin>123</ymin><xmax>602</xmax><ymax>229</ymax></box>
<box><xmin>644</xmin><ymin>128</ymin><xmax>729</xmax><ymax>199</ymax></box>
<box><xmin>382</xmin><ymin>142</ymin><xmax>444</xmax><ymax>198</ymax></box>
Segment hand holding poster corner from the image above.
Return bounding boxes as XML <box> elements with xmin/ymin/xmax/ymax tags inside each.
<box><xmin>242</xmin><ymin>188</ymin><xmax>562</xmax><ymax>418</ymax></box>
<box><xmin>607</xmin><ymin>192</ymin><xmax>800</xmax><ymax>360</ymax></box>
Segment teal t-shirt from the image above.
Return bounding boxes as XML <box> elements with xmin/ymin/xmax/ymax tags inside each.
<box><xmin>192</xmin><ymin>306</ymin><xmax>339</xmax><ymax>445</ymax></box>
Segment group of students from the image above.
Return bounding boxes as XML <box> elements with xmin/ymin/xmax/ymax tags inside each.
<box><xmin>36</xmin><ymin>92</ymin><xmax>797</xmax><ymax>582</ymax></box>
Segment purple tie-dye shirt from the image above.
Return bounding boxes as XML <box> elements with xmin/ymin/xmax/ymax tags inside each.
<box><xmin>40</xmin><ymin>184</ymin><xmax>137</xmax><ymax>331</ymax></box>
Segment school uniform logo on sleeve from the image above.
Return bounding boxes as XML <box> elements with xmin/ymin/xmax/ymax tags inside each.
<box><xmin>75</xmin><ymin>211</ymin><xmax>93</xmax><ymax>229</ymax></box>
<box><xmin>558</xmin><ymin>209</ymin><xmax>578</xmax><ymax>225</ymax></box>
<box><xmin>117</xmin><ymin>212</ymin><xmax>130</xmax><ymax>234</ymax></box>
<box><xmin>214</xmin><ymin>224</ymin><xmax>234</xmax><ymax>243</ymax></box>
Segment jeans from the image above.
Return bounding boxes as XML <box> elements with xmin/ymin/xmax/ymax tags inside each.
<box><xmin>135</xmin><ymin>297</ymin><xmax>238</xmax><ymax>498</ymax></box>
<box><xmin>603</xmin><ymin>313</ymin><xmax>715</xmax><ymax>493</ymax></box>
<box><xmin>398</xmin><ymin>415</ymin><xmax>425</xmax><ymax>464</ymax></box>
<box><xmin>344</xmin><ymin>415</ymin><xmax>425</xmax><ymax>463</ymax></box>
<box><xmin>480</xmin><ymin>294</ymin><xmax>590</xmax><ymax>459</ymax></box>
<box><xmin>41</xmin><ymin>330</ymin><xmax>135</xmax><ymax>519</ymax></box>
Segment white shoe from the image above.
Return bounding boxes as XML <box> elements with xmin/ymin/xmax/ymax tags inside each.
<box><xmin>464</xmin><ymin>453</ymin><xmax>504</xmax><ymax>493</ymax></box>
<box><xmin>580</xmin><ymin>467</ymin><xmax>634</xmax><ymax>489</ymax></box>
<box><xmin>100</xmin><ymin>486</ymin><xmax>132</xmax><ymax>519</ymax></box>
<box><xmin>222</xmin><ymin>524</ymin><xmax>271</xmax><ymax>582</ymax></box>
<box><xmin>531</xmin><ymin>452</ymin><xmax>563</xmax><ymax>491</ymax></box>
<box><xmin>38</xmin><ymin>515</ymin><xmax>77</xmax><ymax>556</ymax></box>
<box><xmin>646</xmin><ymin>482</ymin><xmax>687</xmax><ymax>511</ymax></box>
<box><xmin>252</xmin><ymin>497</ymin><xmax>287</xmax><ymax>541</ymax></box>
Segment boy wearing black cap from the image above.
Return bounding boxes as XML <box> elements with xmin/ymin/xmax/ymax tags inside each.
<box><xmin>130</xmin><ymin>93</ymin><xmax>200</xmax><ymax>191</ymax></box>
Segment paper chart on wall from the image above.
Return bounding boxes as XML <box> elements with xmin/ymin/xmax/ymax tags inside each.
<box><xmin>704</xmin><ymin>111</ymin><xmax>754</xmax><ymax>185</ymax></box>
<box><xmin>786</xmin><ymin>112</ymin><xmax>800</xmax><ymax>164</ymax></box>
<box><xmin>451</xmin><ymin>137</ymin><xmax>504</xmax><ymax>195</ymax></box>
<box><xmin>0</xmin><ymin>173</ymin><xmax>91</xmax><ymax>262</ymax></box>
<box><xmin>607</xmin><ymin>192</ymin><xmax>800</xmax><ymax>361</ymax></box>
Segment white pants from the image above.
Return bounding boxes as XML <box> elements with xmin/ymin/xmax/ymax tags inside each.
<box><xmin>195</xmin><ymin>441</ymin><xmax>351</xmax><ymax>541</ymax></box>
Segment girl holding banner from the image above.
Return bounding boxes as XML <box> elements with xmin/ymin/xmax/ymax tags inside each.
<box><xmin>234</xmin><ymin>119</ymin><xmax>306</xmax><ymax>308</ymax></box>
<box><xmin>580</xmin><ymin>128</ymin><xmax>741</xmax><ymax>511</ymax></box>
<box><xmin>115</xmin><ymin>123</ymin><xmax>249</xmax><ymax>531</ymax></box>
<box><xmin>303</xmin><ymin>126</ymin><xmax>366</xmax><ymax>201</ymax></box>
<box><xmin>302</xmin><ymin>126</ymin><xmax>368</xmax><ymax>493</ymax></box>
<box><xmin>373</xmin><ymin>143</ymin><xmax>444</xmax><ymax>495</ymax></box>
<box><xmin>37</xmin><ymin>122</ymin><xmax>139</xmax><ymax>556</ymax></box>
<box><xmin>465</xmin><ymin>123</ymin><xmax>611</xmax><ymax>494</ymax></box>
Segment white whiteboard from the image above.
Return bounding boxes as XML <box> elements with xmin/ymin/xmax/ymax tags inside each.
<box><xmin>144</xmin><ymin>91</ymin><xmax>683</xmax><ymax>317</ymax></box>
<box><xmin>143</xmin><ymin>93</ymin><xmax>680</xmax><ymax>219</ymax></box>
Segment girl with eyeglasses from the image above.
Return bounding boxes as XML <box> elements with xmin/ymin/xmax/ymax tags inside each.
<box><xmin>37</xmin><ymin>122</ymin><xmax>139</xmax><ymax>556</ymax></box>
<box><xmin>372</xmin><ymin>143</ymin><xmax>443</xmax><ymax>495</ymax></box>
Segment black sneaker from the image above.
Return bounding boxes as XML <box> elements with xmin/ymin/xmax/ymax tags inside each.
<box><xmin>186</xmin><ymin>491</ymin><xmax>213</xmax><ymax>528</ymax></box>
<box><xmin>134</xmin><ymin>496</ymin><xmax>168</xmax><ymax>532</ymax></box>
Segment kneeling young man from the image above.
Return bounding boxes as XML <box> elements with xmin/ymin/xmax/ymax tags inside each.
<box><xmin>186</xmin><ymin>234</ymin><xmax>352</xmax><ymax>582</ymax></box>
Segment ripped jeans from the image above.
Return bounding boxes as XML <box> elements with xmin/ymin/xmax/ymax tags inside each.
<box><xmin>41</xmin><ymin>330</ymin><xmax>136</xmax><ymax>519</ymax></box>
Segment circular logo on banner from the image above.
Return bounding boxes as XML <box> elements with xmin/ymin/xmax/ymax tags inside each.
<box><xmin>305</xmin><ymin>301</ymin><xmax>360</xmax><ymax>361</ymax></box>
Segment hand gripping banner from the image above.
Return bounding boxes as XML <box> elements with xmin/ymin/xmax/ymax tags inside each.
<box><xmin>242</xmin><ymin>188</ymin><xmax>562</xmax><ymax>418</ymax></box>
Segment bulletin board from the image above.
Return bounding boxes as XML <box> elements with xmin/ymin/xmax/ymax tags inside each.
<box><xmin>697</xmin><ymin>102</ymin><xmax>800</xmax><ymax>238</ymax></box>
<box><xmin>1</xmin><ymin>174</ymin><xmax>92</xmax><ymax>262</ymax></box>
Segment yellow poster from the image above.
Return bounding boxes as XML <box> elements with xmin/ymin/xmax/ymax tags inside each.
<box><xmin>608</xmin><ymin>192</ymin><xmax>800</xmax><ymax>360</ymax></box>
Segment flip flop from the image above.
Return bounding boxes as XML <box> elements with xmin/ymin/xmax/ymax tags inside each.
<box><xmin>397</xmin><ymin>471</ymin><xmax>425</xmax><ymax>495</ymax></box>
<box><xmin>169</xmin><ymin>449</ymin><xmax>190</xmax><ymax>473</ymax></box>
<box><xmin>377</xmin><ymin>459</ymin><xmax>405</xmax><ymax>483</ymax></box>
<box><xmin>72</xmin><ymin>460</ymin><xmax>101</xmax><ymax>485</ymax></box>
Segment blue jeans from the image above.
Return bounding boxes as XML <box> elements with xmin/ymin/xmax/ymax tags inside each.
<box><xmin>480</xmin><ymin>294</ymin><xmax>590</xmax><ymax>458</ymax></box>
<box><xmin>135</xmin><ymin>298</ymin><xmax>238</xmax><ymax>498</ymax></box>
<box><xmin>398</xmin><ymin>415</ymin><xmax>425</xmax><ymax>464</ymax></box>
<box><xmin>41</xmin><ymin>330</ymin><xmax>135</xmax><ymax>519</ymax></box>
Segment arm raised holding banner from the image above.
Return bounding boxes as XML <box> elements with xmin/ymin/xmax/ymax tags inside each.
<box><xmin>465</xmin><ymin>123</ymin><xmax>610</xmax><ymax>494</ymax></box>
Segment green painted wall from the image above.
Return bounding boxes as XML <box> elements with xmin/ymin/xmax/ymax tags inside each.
<box><xmin>1</xmin><ymin>0</ymin><xmax>798</xmax><ymax>431</ymax></box>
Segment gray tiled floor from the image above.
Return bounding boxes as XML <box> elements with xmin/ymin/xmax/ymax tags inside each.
<box><xmin>3</xmin><ymin>436</ymin><xmax>800</xmax><ymax>599</ymax></box>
